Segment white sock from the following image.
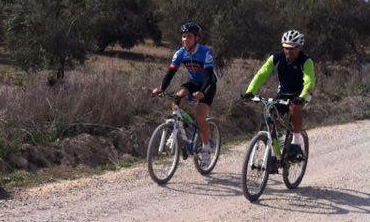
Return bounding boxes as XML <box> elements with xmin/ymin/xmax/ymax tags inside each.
<box><xmin>292</xmin><ymin>133</ymin><xmax>300</xmax><ymax>144</ymax></box>
<box><xmin>202</xmin><ymin>143</ymin><xmax>211</xmax><ymax>152</ymax></box>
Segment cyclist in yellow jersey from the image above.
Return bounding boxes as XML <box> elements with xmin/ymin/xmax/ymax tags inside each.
<box><xmin>242</xmin><ymin>30</ymin><xmax>316</xmax><ymax>171</ymax></box>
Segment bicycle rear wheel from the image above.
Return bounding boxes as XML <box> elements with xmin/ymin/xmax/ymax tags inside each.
<box><xmin>282</xmin><ymin>130</ymin><xmax>309</xmax><ymax>189</ymax></box>
<box><xmin>193</xmin><ymin>119</ymin><xmax>221</xmax><ymax>175</ymax></box>
<box><xmin>147</xmin><ymin>122</ymin><xmax>180</xmax><ymax>184</ymax></box>
<box><xmin>241</xmin><ymin>132</ymin><xmax>270</xmax><ymax>202</ymax></box>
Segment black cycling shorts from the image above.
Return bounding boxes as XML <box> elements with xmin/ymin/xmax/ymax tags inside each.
<box><xmin>181</xmin><ymin>81</ymin><xmax>216</xmax><ymax>106</ymax></box>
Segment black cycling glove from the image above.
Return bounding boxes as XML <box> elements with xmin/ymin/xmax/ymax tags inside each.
<box><xmin>291</xmin><ymin>97</ymin><xmax>306</xmax><ymax>105</ymax></box>
<box><xmin>241</xmin><ymin>92</ymin><xmax>254</xmax><ymax>100</ymax></box>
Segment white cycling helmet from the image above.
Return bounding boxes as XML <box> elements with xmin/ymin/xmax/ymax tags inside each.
<box><xmin>281</xmin><ymin>30</ymin><xmax>304</xmax><ymax>47</ymax></box>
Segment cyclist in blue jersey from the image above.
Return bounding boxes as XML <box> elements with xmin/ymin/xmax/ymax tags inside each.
<box><xmin>152</xmin><ymin>22</ymin><xmax>217</xmax><ymax>166</ymax></box>
<box><xmin>242</xmin><ymin>30</ymin><xmax>316</xmax><ymax>173</ymax></box>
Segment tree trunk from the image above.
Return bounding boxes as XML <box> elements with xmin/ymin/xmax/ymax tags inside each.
<box><xmin>56</xmin><ymin>59</ymin><xmax>65</xmax><ymax>79</ymax></box>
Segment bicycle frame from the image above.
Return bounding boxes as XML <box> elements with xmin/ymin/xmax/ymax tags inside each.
<box><xmin>249</xmin><ymin>96</ymin><xmax>292</xmax><ymax>168</ymax></box>
<box><xmin>158</xmin><ymin>95</ymin><xmax>200</xmax><ymax>156</ymax></box>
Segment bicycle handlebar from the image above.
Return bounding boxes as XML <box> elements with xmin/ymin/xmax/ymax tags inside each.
<box><xmin>241</xmin><ymin>95</ymin><xmax>290</xmax><ymax>106</ymax></box>
<box><xmin>251</xmin><ymin>96</ymin><xmax>290</xmax><ymax>106</ymax></box>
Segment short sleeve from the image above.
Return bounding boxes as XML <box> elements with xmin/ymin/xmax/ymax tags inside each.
<box><xmin>170</xmin><ymin>48</ymin><xmax>184</xmax><ymax>68</ymax></box>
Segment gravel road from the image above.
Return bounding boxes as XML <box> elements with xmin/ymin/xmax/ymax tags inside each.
<box><xmin>1</xmin><ymin>120</ymin><xmax>369</xmax><ymax>222</ymax></box>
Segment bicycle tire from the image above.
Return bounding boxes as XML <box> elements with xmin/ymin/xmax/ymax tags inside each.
<box><xmin>241</xmin><ymin>132</ymin><xmax>270</xmax><ymax>202</ymax></box>
<box><xmin>193</xmin><ymin>118</ymin><xmax>221</xmax><ymax>175</ymax></box>
<box><xmin>147</xmin><ymin>122</ymin><xmax>180</xmax><ymax>184</ymax></box>
<box><xmin>282</xmin><ymin>130</ymin><xmax>309</xmax><ymax>189</ymax></box>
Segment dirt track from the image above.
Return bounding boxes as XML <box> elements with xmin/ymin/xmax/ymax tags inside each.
<box><xmin>0</xmin><ymin>120</ymin><xmax>369</xmax><ymax>222</ymax></box>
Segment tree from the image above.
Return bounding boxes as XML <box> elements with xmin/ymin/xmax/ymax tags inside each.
<box><xmin>6</xmin><ymin>0</ymin><xmax>95</xmax><ymax>79</ymax></box>
<box><xmin>157</xmin><ymin>0</ymin><xmax>370</xmax><ymax>66</ymax></box>
<box><xmin>91</xmin><ymin>0</ymin><xmax>162</xmax><ymax>52</ymax></box>
<box><xmin>277</xmin><ymin>0</ymin><xmax>370</xmax><ymax>62</ymax></box>
<box><xmin>0</xmin><ymin>1</ymin><xmax>4</xmax><ymax>43</ymax></box>
<box><xmin>210</xmin><ymin>0</ymin><xmax>281</xmax><ymax>66</ymax></box>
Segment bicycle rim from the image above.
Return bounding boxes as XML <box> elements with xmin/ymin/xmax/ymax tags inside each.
<box><xmin>193</xmin><ymin>119</ymin><xmax>221</xmax><ymax>175</ymax></box>
<box><xmin>282</xmin><ymin>131</ymin><xmax>309</xmax><ymax>189</ymax></box>
<box><xmin>147</xmin><ymin>122</ymin><xmax>180</xmax><ymax>184</ymax></box>
<box><xmin>241</xmin><ymin>132</ymin><xmax>270</xmax><ymax>202</ymax></box>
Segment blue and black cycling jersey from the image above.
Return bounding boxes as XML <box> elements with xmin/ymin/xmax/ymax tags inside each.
<box><xmin>160</xmin><ymin>44</ymin><xmax>216</xmax><ymax>93</ymax></box>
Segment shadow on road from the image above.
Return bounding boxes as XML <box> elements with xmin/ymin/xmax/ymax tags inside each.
<box><xmin>163</xmin><ymin>172</ymin><xmax>243</xmax><ymax>197</ymax></box>
<box><xmin>162</xmin><ymin>172</ymin><xmax>369</xmax><ymax>216</ymax></box>
<box><xmin>256</xmin><ymin>185</ymin><xmax>370</xmax><ymax>215</ymax></box>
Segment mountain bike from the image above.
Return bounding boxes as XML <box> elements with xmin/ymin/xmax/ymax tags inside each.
<box><xmin>241</xmin><ymin>95</ymin><xmax>309</xmax><ymax>202</ymax></box>
<box><xmin>147</xmin><ymin>93</ymin><xmax>221</xmax><ymax>185</ymax></box>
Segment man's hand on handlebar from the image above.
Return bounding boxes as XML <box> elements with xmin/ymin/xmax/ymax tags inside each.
<box><xmin>241</xmin><ymin>92</ymin><xmax>254</xmax><ymax>100</ymax></box>
<box><xmin>152</xmin><ymin>87</ymin><xmax>163</xmax><ymax>96</ymax></box>
<box><xmin>192</xmin><ymin>91</ymin><xmax>204</xmax><ymax>100</ymax></box>
<box><xmin>291</xmin><ymin>97</ymin><xmax>305</xmax><ymax>105</ymax></box>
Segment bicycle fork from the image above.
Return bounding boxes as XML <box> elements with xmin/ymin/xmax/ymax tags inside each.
<box><xmin>249</xmin><ymin>132</ymin><xmax>282</xmax><ymax>170</ymax></box>
<box><xmin>263</xmin><ymin>133</ymin><xmax>282</xmax><ymax>168</ymax></box>
<box><xmin>159</xmin><ymin>120</ymin><xmax>179</xmax><ymax>153</ymax></box>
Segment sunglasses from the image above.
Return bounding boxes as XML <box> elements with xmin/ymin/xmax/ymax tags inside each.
<box><xmin>283</xmin><ymin>46</ymin><xmax>299</xmax><ymax>51</ymax></box>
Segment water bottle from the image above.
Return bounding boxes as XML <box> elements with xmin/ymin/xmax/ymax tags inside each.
<box><xmin>181</xmin><ymin>110</ymin><xmax>194</xmax><ymax>125</ymax></box>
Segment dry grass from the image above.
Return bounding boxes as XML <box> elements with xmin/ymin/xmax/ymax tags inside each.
<box><xmin>0</xmin><ymin>43</ymin><xmax>368</xmax><ymax>173</ymax></box>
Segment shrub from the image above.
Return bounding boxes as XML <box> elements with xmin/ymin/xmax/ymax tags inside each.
<box><xmin>0</xmin><ymin>2</ymin><xmax>3</xmax><ymax>43</ymax></box>
<box><xmin>90</xmin><ymin>0</ymin><xmax>162</xmax><ymax>52</ymax></box>
<box><xmin>278</xmin><ymin>0</ymin><xmax>370</xmax><ymax>62</ymax></box>
<box><xmin>5</xmin><ymin>0</ymin><xmax>95</xmax><ymax>79</ymax></box>
<box><xmin>157</xmin><ymin>0</ymin><xmax>370</xmax><ymax>66</ymax></box>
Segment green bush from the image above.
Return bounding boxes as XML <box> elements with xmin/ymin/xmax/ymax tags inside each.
<box><xmin>0</xmin><ymin>2</ymin><xmax>3</xmax><ymax>43</ymax></box>
<box><xmin>90</xmin><ymin>0</ymin><xmax>162</xmax><ymax>52</ymax></box>
<box><xmin>157</xmin><ymin>0</ymin><xmax>370</xmax><ymax>66</ymax></box>
<box><xmin>156</xmin><ymin>0</ymin><xmax>226</xmax><ymax>46</ymax></box>
<box><xmin>5</xmin><ymin>0</ymin><xmax>95</xmax><ymax>78</ymax></box>
<box><xmin>278</xmin><ymin>0</ymin><xmax>370</xmax><ymax>62</ymax></box>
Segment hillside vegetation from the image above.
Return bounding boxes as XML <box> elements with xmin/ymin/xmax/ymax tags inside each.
<box><xmin>0</xmin><ymin>0</ymin><xmax>369</xmax><ymax>189</ymax></box>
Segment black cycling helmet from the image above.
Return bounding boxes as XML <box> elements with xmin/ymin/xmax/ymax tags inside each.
<box><xmin>180</xmin><ymin>22</ymin><xmax>202</xmax><ymax>36</ymax></box>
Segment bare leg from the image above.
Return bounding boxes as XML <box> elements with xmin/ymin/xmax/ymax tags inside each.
<box><xmin>289</xmin><ymin>104</ymin><xmax>303</xmax><ymax>133</ymax></box>
<box><xmin>195</xmin><ymin>103</ymin><xmax>210</xmax><ymax>144</ymax></box>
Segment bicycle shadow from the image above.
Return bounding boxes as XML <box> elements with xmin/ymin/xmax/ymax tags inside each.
<box><xmin>163</xmin><ymin>172</ymin><xmax>243</xmax><ymax>197</ymax></box>
<box><xmin>163</xmin><ymin>173</ymin><xmax>287</xmax><ymax>197</ymax></box>
<box><xmin>256</xmin><ymin>185</ymin><xmax>370</xmax><ymax>215</ymax></box>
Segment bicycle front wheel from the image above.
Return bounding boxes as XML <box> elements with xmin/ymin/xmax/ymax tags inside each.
<box><xmin>241</xmin><ymin>132</ymin><xmax>270</xmax><ymax>202</ymax></box>
<box><xmin>193</xmin><ymin>118</ymin><xmax>221</xmax><ymax>175</ymax></box>
<box><xmin>282</xmin><ymin>130</ymin><xmax>309</xmax><ymax>189</ymax></box>
<box><xmin>147</xmin><ymin>122</ymin><xmax>180</xmax><ymax>185</ymax></box>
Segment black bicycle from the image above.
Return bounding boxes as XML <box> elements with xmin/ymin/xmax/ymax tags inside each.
<box><xmin>241</xmin><ymin>95</ymin><xmax>309</xmax><ymax>202</ymax></box>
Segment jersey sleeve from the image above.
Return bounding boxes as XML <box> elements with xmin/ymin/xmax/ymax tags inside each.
<box><xmin>246</xmin><ymin>55</ymin><xmax>275</xmax><ymax>94</ymax></box>
<box><xmin>204</xmin><ymin>49</ymin><xmax>214</xmax><ymax>69</ymax></box>
<box><xmin>169</xmin><ymin>48</ymin><xmax>184</xmax><ymax>70</ymax></box>
<box><xmin>299</xmin><ymin>58</ymin><xmax>316</xmax><ymax>99</ymax></box>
